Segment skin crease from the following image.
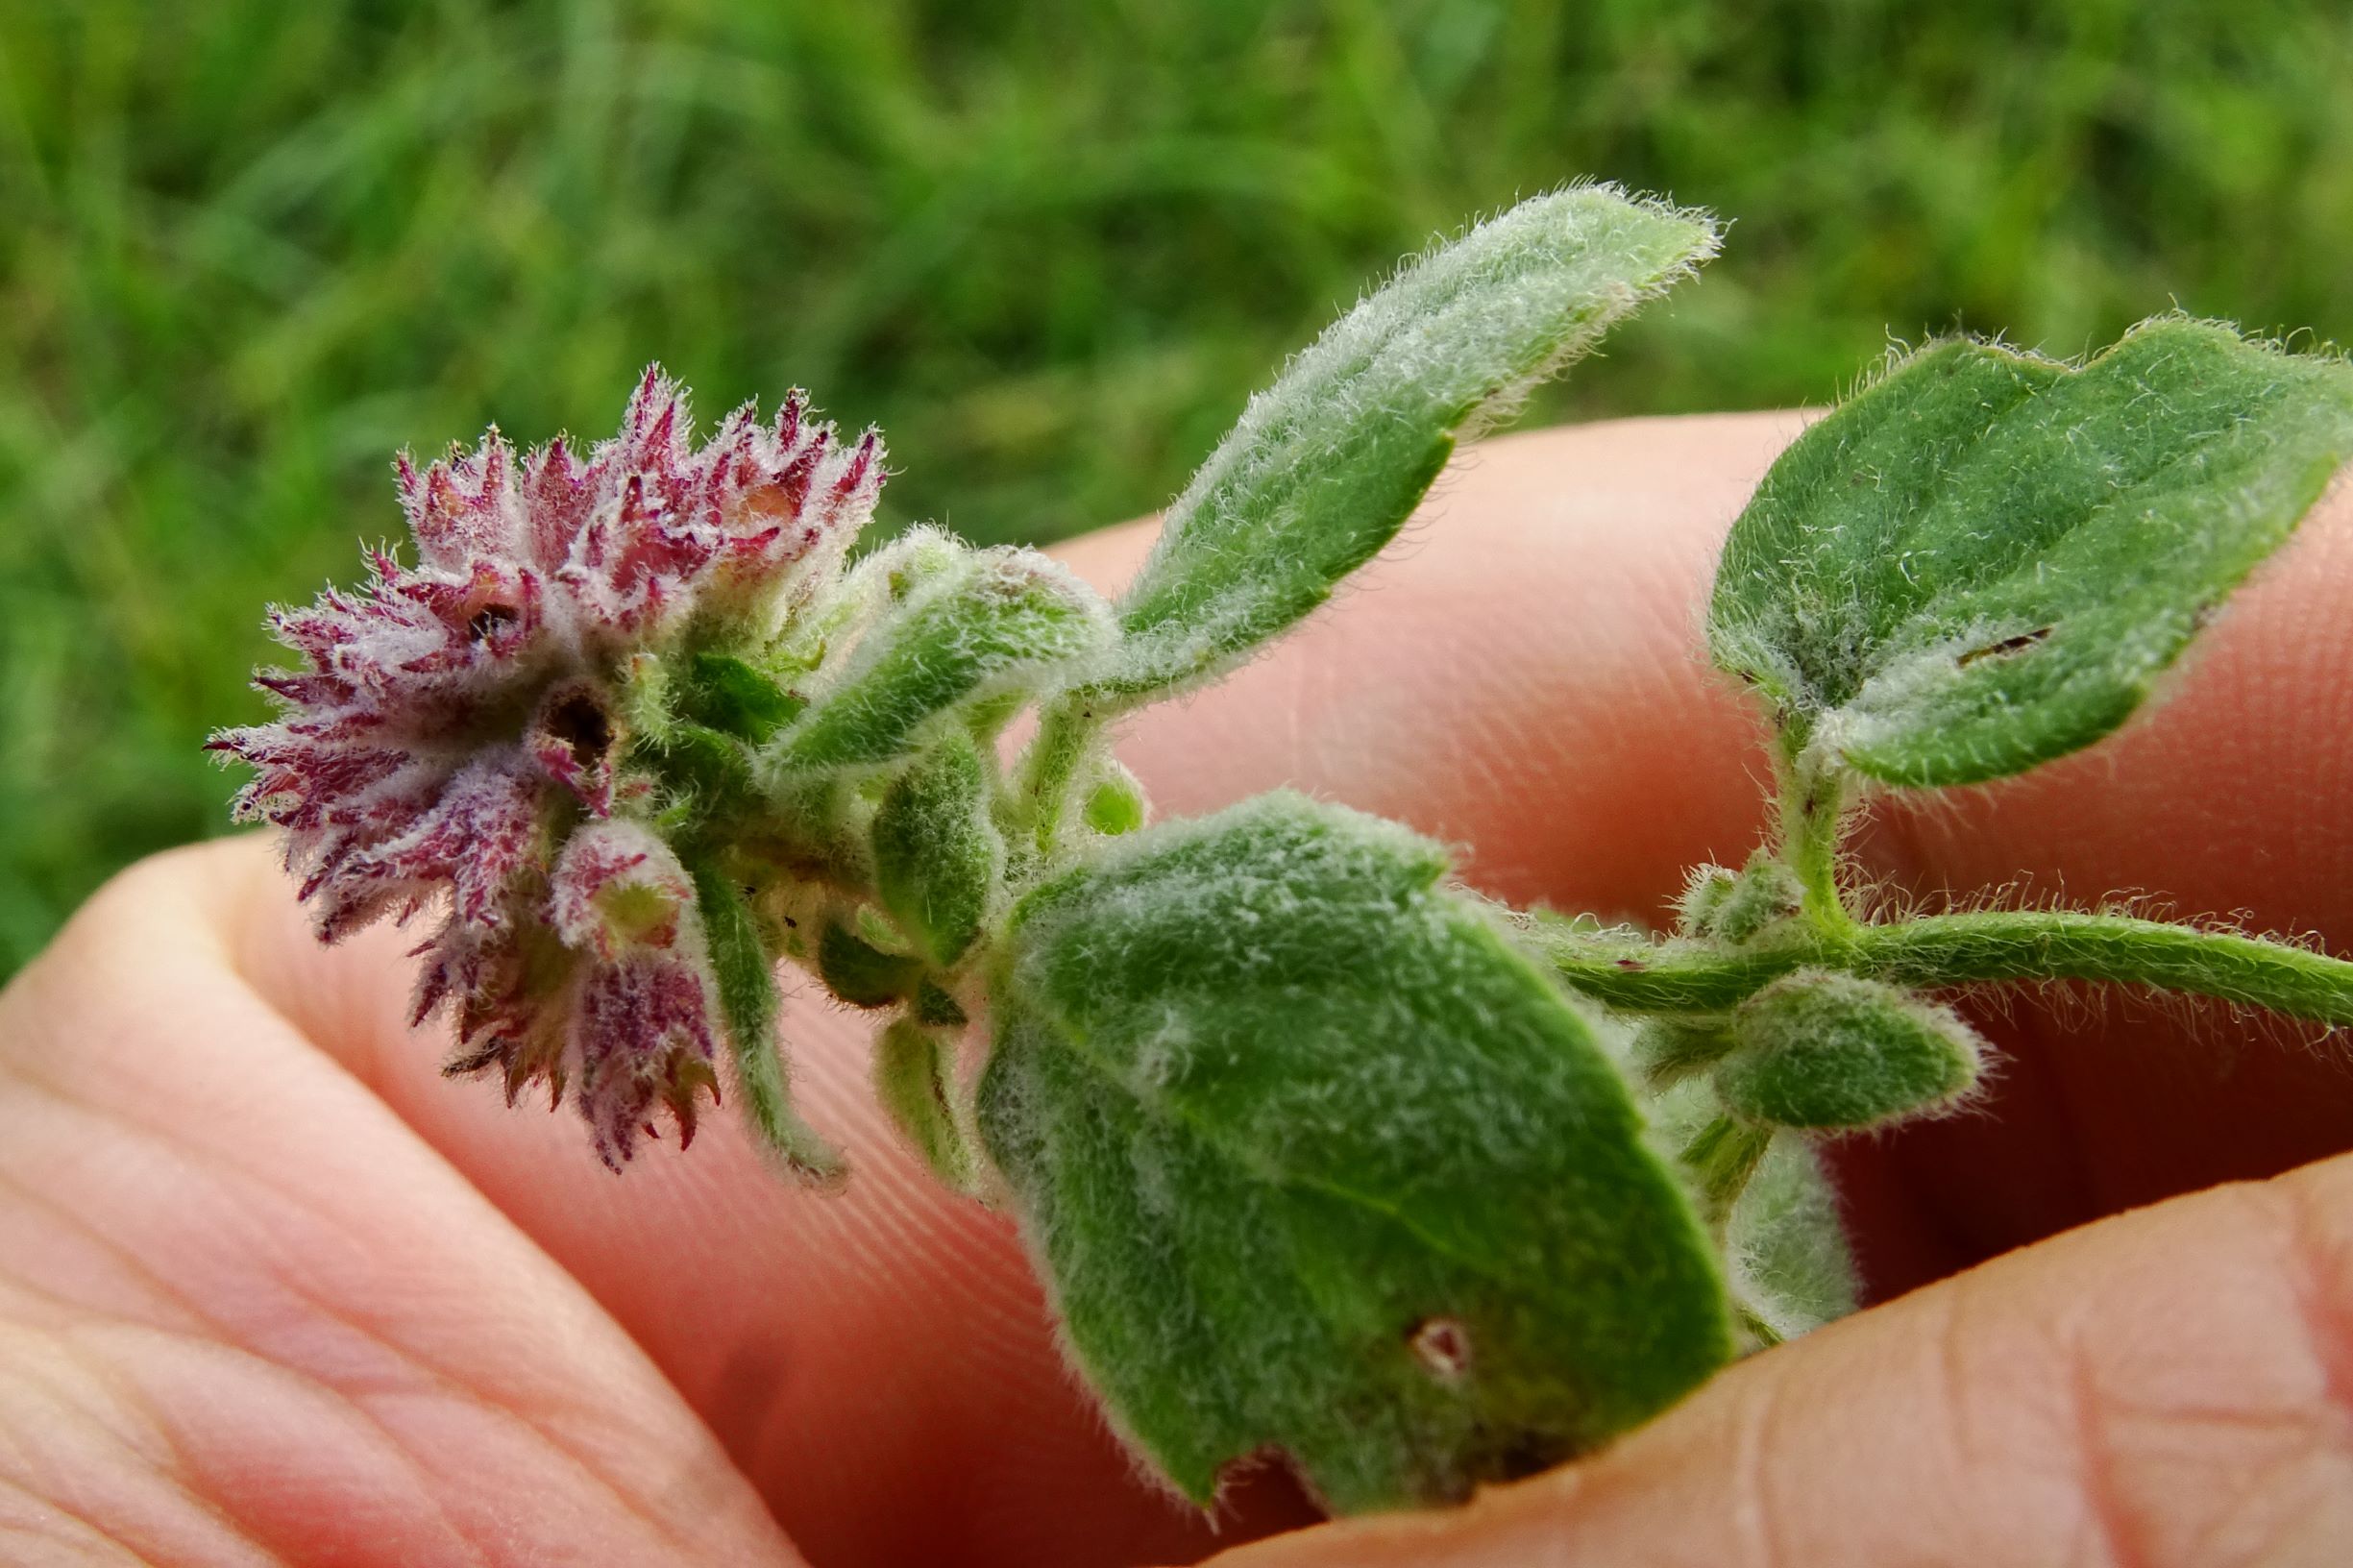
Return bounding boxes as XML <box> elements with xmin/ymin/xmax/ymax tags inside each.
<box><xmin>0</xmin><ymin>411</ymin><xmax>2349</xmax><ymax>1565</ymax></box>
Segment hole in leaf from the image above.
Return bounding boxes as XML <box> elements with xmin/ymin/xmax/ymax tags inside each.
<box><xmin>1409</xmin><ymin>1316</ymin><xmax>1474</xmax><ymax>1381</ymax></box>
<box><xmin>1957</xmin><ymin>626</ymin><xmax>2054</xmax><ymax>667</ymax></box>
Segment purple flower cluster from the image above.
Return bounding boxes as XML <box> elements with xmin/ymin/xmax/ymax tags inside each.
<box><xmin>210</xmin><ymin>370</ymin><xmax>883</xmax><ymax>1166</ymax></box>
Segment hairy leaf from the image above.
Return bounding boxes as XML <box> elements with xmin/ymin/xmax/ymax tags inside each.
<box><xmin>680</xmin><ymin>650</ymin><xmax>803</xmax><ymax>743</ymax></box>
<box><xmin>1642</xmin><ymin>1076</ymin><xmax>1859</xmax><ymax>1344</ymax></box>
<box><xmin>1098</xmin><ymin>184</ymin><xmax>1719</xmax><ymax>700</ymax></box>
<box><xmin>871</xmin><ymin>734</ymin><xmax>997</xmax><ymax>967</ymax></box>
<box><xmin>773</xmin><ymin>548</ymin><xmax>1111</xmax><ymax>772</ymax></box>
<box><xmin>1710</xmin><ymin>319</ymin><xmax>2353</xmax><ymax>785</ymax></box>
<box><xmin>816</xmin><ymin>919</ymin><xmax>923</xmax><ymax>1009</ymax></box>
<box><xmin>1716</xmin><ymin>970</ymin><xmax>1985</xmax><ymax>1130</ymax></box>
<box><xmin>875</xmin><ymin>1017</ymin><xmax>974</xmax><ymax>1189</ymax></box>
<box><xmin>688</xmin><ymin>863</ymin><xmax>845</xmax><ymax>1183</ymax></box>
<box><xmin>1726</xmin><ymin>1134</ymin><xmax>1859</xmax><ymax>1342</ymax></box>
<box><xmin>977</xmin><ymin>793</ymin><xmax>1731</xmax><ymax>1511</ymax></box>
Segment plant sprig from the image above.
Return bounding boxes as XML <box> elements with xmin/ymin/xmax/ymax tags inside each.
<box><xmin>212</xmin><ymin>182</ymin><xmax>2353</xmax><ymax>1517</ymax></box>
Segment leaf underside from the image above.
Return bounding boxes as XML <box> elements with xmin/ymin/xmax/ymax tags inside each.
<box><xmin>977</xmin><ymin>794</ymin><xmax>1731</xmax><ymax>1512</ymax></box>
<box><xmin>1102</xmin><ymin>184</ymin><xmax>1721</xmax><ymax>702</ymax></box>
<box><xmin>1709</xmin><ymin>318</ymin><xmax>2353</xmax><ymax>785</ymax></box>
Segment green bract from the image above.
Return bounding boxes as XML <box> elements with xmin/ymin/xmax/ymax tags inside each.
<box><xmin>771</xmin><ymin>544</ymin><xmax>1112</xmax><ymax>772</ymax></box>
<box><xmin>1715</xmin><ymin>970</ymin><xmax>1985</xmax><ymax>1131</ymax></box>
<box><xmin>875</xmin><ymin>1017</ymin><xmax>975</xmax><ymax>1190</ymax></box>
<box><xmin>689</xmin><ymin>863</ymin><xmax>846</xmax><ymax>1183</ymax></box>
<box><xmin>870</xmin><ymin>734</ymin><xmax>997</xmax><ymax>968</ymax></box>
<box><xmin>1710</xmin><ymin>319</ymin><xmax>2353</xmax><ymax>786</ymax></box>
<box><xmin>977</xmin><ymin>795</ymin><xmax>1732</xmax><ymax>1508</ymax></box>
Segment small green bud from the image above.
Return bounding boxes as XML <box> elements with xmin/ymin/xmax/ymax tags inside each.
<box><xmin>875</xmin><ymin>1017</ymin><xmax>975</xmax><ymax>1189</ymax></box>
<box><xmin>1716</xmin><ymin>969</ymin><xmax>1985</xmax><ymax>1130</ymax></box>
<box><xmin>620</xmin><ymin>649</ymin><xmax>675</xmax><ymax>745</ymax></box>
<box><xmin>1674</xmin><ymin>865</ymin><xmax>1737</xmax><ymax>937</ymax></box>
<box><xmin>1081</xmin><ymin>760</ymin><xmax>1148</xmax><ymax>836</ymax></box>
<box><xmin>868</xmin><ymin>527</ymin><xmax>968</xmax><ymax>603</ymax></box>
<box><xmin>871</xmin><ymin>735</ymin><xmax>998</xmax><ymax>967</ymax></box>
<box><xmin>818</xmin><ymin>919</ymin><xmax>925</xmax><ymax>1009</ymax></box>
<box><xmin>1710</xmin><ymin>851</ymin><xmax>1803</xmax><ymax>943</ymax></box>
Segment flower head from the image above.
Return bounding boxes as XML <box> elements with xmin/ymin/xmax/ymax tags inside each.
<box><xmin>209</xmin><ymin>369</ymin><xmax>883</xmax><ymax>1164</ymax></box>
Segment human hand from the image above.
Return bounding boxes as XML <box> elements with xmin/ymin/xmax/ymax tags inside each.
<box><xmin>6</xmin><ymin>411</ymin><xmax>2350</xmax><ymax>1565</ymax></box>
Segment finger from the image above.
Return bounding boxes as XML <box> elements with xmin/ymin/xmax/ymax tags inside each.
<box><xmin>1206</xmin><ymin>1146</ymin><xmax>2353</xmax><ymax>1567</ymax></box>
<box><xmin>0</xmin><ymin>843</ymin><xmax>797</xmax><ymax>1565</ymax></box>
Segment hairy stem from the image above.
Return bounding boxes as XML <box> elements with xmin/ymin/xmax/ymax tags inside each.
<box><xmin>1777</xmin><ymin>745</ymin><xmax>1856</xmax><ymax>936</ymax></box>
<box><xmin>1542</xmin><ymin>907</ymin><xmax>2353</xmax><ymax>1027</ymax></box>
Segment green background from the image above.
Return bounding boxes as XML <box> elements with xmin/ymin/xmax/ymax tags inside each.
<box><xmin>5</xmin><ymin>0</ymin><xmax>2350</xmax><ymax>970</ymax></box>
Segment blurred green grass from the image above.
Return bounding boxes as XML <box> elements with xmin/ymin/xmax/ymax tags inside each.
<box><xmin>4</xmin><ymin>0</ymin><xmax>2351</xmax><ymax>970</ymax></box>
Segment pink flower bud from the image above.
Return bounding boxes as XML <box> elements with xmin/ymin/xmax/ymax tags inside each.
<box><xmin>209</xmin><ymin>368</ymin><xmax>885</xmax><ymax>1166</ymax></box>
<box><xmin>548</xmin><ymin>822</ymin><xmax>726</xmax><ymax>1168</ymax></box>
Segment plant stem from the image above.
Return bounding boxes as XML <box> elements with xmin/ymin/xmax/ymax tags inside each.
<box><xmin>1777</xmin><ymin>745</ymin><xmax>1856</xmax><ymax>936</ymax></box>
<box><xmin>1541</xmin><ymin>907</ymin><xmax>2353</xmax><ymax>1027</ymax></box>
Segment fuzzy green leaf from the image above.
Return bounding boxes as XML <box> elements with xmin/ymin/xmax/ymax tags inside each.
<box><xmin>1640</xmin><ymin>1078</ymin><xmax>1859</xmax><ymax>1344</ymax></box>
<box><xmin>1716</xmin><ymin>969</ymin><xmax>1984</xmax><ymax>1131</ymax></box>
<box><xmin>688</xmin><ymin>864</ymin><xmax>845</xmax><ymax>1183</ymax></box>
<box><xmin>977</xmin><ymin>793</ymin><xmax>1731</xmax><ymax>1511</ymax></box>
<box><xmin>680</xmin><ymin>650</ymin><xmax>803</xmax><ymax>743</ymax></box>
<box><xmin>1710</xmin><ymin>319</ymin><xmax>2353</xmax><ymax>785</ymax></box>
<box><xmin>816</xmin><ymin>919</ymin><xmax>923</xmax><ymax>1010</ymax></box>
<box><xmin>871</xmin><ymin>734</ymin><xmax>997</xmax><ymax>967</ymax></box>
<box><xmin>1727</xmin><ymin>1134</ymin><xmax>1859</xmax><ymax>1342</ymax></box>
<box><xmin>874</xmin><ymin>1017</ymin><xmax>975</xmax><ymax>1189</ymax></box>
<box><xmin>773</xmin><ymin>548</ymin><xmax>1111</xmax><ymax>772</ymax></box>
<box><xmin>1098</xmin><ymin>185</ymin><xmax>1719</xmax><ymax>701</ymax></box>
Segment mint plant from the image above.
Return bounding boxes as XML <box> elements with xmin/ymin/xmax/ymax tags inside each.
<box><xmin>210</xmin><ymin>184</ymin><xmax>2353</xmax><ymax>1517</ymax></box>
